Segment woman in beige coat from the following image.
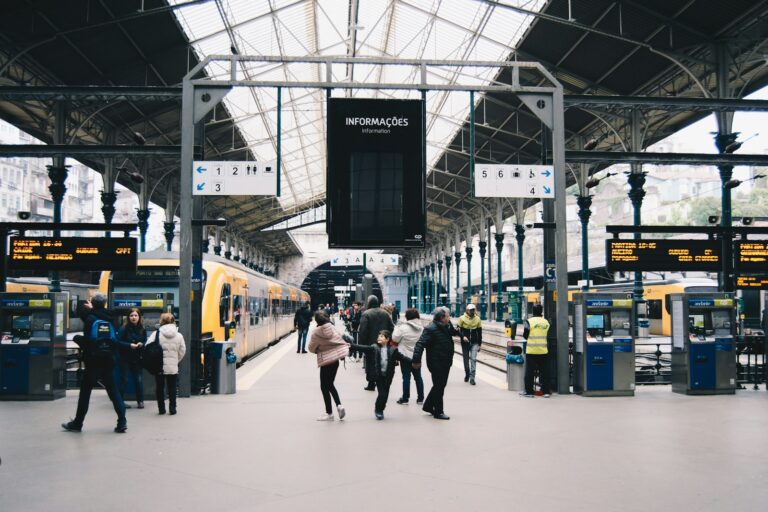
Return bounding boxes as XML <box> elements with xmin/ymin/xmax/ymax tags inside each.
<box><xmin>154</xmin><ymin>313</ymin><xmax>186</xmax><ymax>415</ymax></box>
<box><xmin>307</xmin><ymin>311</ymin><xmax>350</xmax><ymax>421</ymax></box>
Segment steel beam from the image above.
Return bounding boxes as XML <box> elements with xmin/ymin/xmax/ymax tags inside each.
<box><xmin>0</xmin><ymin>144</ymin><xmax>181</xmax><ymax>157</ymax></box>
<box><xmin>0</xmin><ymin>85</ymin><xmax>181</xmax><ymax>101</ymax></box>
<box><xmin>565</xmin><ymin>150</ymin><xmax>768</xmax><ymax>166</ymax></box>
<box><xmin>565</xmin><ymin>95</ymin><xmax>768</xmax><ymax>111</ymax></box>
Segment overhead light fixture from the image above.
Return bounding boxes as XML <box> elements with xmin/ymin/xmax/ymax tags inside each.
<box><xmin>585</xmin><ymin>171</ymin><xmax>615</xmax><ymax>189</ymax></box>
<box><xmin>708</xmin><ymin>215</ymin><xmax>719</xmax><ymax>224</ymax></box>
<box><xmin>117</xmin><ymin>166</ymin><xmax>144</xmax><ymax>184</ymax></box>
<box><xmin>132</xmin><ymin>132</ymin><xmax>146</xmax><ymax>145</ymax></box>
<box><xmin>742</xmin><ymin>217</ymin><xmax>754</xmax><ymax>226</ymax></box>
<box><xmin>583</xmin><ymin>138</ymin><xmax>598</xmax><ymax>151</ymax></box>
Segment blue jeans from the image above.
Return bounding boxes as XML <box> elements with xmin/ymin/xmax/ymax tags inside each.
<box><xmin>119</xmin><ymin>360</ymin><xmax>144</xmax><ymax>403</ymax></box>
<box><xmin>297</xmin><ymin>328</ymin><xmax>309</xmax><ymax>351</ymax></box>
<box><xmin>401</xmin><ymin>357</ymin><xmax>424</xmax><ymax>401</ymax></box>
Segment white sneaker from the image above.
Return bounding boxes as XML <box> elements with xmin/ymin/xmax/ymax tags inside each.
<box><xmin>543</xmin><ymin>394</ymin><xmax>551</xmax><ymax>398</ymax></box>
<box><xmin>337</xmin><ymin>404</ymin><xmax>346</xmax><ymax>420</ymax></box>
<box><xmin>316</xmin><ymin>413</ymin><xmax>334</xmax><ymax>421</ymax></box>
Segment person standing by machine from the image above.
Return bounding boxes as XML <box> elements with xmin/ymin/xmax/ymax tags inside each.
<box><xmin>117</xmin><ymin>308</ymin><xmax>147</xmax><ymax>409</ymax></box>
<box><xmin>521</xmin><ymin>304</ymin><xmax>551</xmax><ymax>398</ymax></box>
<box><xmin>153</xmin><ymin>313</ymin><xmax>186</xmax><ymax>415</ymax></box>
<box><xmin>457</xmin><ymin>304</ymin><xmax>483</xmax><ymax>385</ymax></box>
<box><xmin>62</xmin><ymin>293</ymin><xmax>139</xmax><ymax>433</ymax></box>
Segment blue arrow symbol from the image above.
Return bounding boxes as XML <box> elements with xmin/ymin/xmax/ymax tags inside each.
<box><xmin>196</xmin><ymin>183</ymin><xmax>205</xmax><ymax>191</ymax></box>
<box><xmin>196</xmin><ymin>166</ymin><xmax>206</xmax><ymax>174</ymax></box>
<box><xmin>542</xmin><ymin>169</ymin><xmax>551</xmax><ymax>177</ymax></box>
<box><xmin>543</xmin><ymin>186</ymin><xmax>551</xmax><ymax>194</ymax></box>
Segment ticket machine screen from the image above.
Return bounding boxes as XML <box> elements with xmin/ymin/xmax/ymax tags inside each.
<box><xmin>587</xmin><ymin>314</ymin><xmax>605</xmax><ymax>340</ymax></box>
<box><xmin>689</xmin><ymin>313</ymin><xmax>712</xmax><ymax>336</ymax></box>
<box><xmin>712</xmin><ymin>310</ymin><xmax>732</xmax><ymax>336</ymax></box>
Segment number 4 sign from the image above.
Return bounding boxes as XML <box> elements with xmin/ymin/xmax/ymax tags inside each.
<box><xmin>474</xmin><ymin>164</ymin><xmax>554</xmax><ymax>198</ymax></box>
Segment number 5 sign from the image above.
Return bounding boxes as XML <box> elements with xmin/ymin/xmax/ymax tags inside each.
<box><xmin>474</xmin><ymin>164</ymin><xmax>554</xmax><ymax>198</ymax></box>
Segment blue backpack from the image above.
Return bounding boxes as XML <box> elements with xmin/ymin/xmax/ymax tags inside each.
<box><xmin>89</xmin><ymin>318</ymin><xmax>117</xmax><ymax>359</ymax></box>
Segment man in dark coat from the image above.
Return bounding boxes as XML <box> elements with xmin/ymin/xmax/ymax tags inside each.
<box><xmin>358</xmin><ymin>295</ymin><xmax>394</xmax><ymax>390</ymax></box>
<box><xmin>412</xmin><ymin>308</ymin><xmax>456</xmax><ymax>420</ymax></box>
<box><xmin>293</xmin><ymin>302</ymin><xmax>313</xmax><ymax>353</ymax></box>
<box><xmin>62</xmin><ymin>293</ymin><xmax>135</xmax><ymax>433</ymax></box>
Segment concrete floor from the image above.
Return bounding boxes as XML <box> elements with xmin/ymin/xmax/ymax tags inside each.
<box><xmin>1</xmin><ymin>329</ymin><xmax>767</xmax><ymax>512</ymax></box>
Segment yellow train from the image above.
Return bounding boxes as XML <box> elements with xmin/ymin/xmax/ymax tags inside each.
<box><xmin>489</xmin><ymin>279</ymin><xmax>718</xmax><ymax>336</ymax></box>
<box><xmin>100</xmin><ymin>251</ymin><xmax>309</xmax><ymax>363</ymax></box>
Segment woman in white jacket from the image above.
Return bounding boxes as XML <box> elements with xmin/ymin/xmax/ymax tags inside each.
<box><xmin>307</xmin><ymin>311</ymin><xmax>350</xmax><ymax>421</ymax></box>
<box><xmin>392</xmin><ymin>308</ymin><xmax>424</xmax><ymax>404</ymax></box>
<box><xmin>154</xmin><ymin>313</ymin><xmax>186</xmax><ymax>415</ymax></box>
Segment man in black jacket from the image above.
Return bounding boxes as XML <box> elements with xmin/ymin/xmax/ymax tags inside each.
<box><xmin>358</xmin><ymin>295</ymin><xmax>394</xmax><ymax>390</ymax></box>
<box><xmin>412</xmin><ymin>308</ymin><xmax>456</xmax><ymax>420</ymax></box>
<box><xmin>293</xmin><ymin>302</ymin><xmax>313</xmax><ymax>353</ymax></box>
<box><xmin>62</xmin><ymin>293</ymin><xmax>136</xmax><ymax>433</ymax></box>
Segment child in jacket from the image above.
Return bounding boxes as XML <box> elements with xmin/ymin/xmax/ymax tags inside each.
<box><xmin>352</xmin><ymin>330</ymin><xmax>405</xmax><ymax>420</ymax></box>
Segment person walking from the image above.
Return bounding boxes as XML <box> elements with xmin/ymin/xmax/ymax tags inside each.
<box><xmin>391</xmin><ymin>304</ymin><xmax>400</xmax><ymax>324</ymax></box>
<box><xmin>457</xmin><ymin>304</ymin><xmax>483</xmax><ymax>385</ymax></box>
<box><xmin>351</xmin><ymin>330</ymin><xmax>405</xmax><ymax>420</ymax></box>
<box><xmin>392</xmin><ymin>308</ymin><xmax>424</xmax><ymax>404</ymax></box>
<box><xmin>348</xmin><ymin>301</ymin><xmax>362</xmax><ymax>361</ymax></box>
<box><xmin>358</xmin><ymin>295</ymin><xmax>394</xmax><ymax>391</ymax></box>
<box><xmin>153</xmin><ymin>313</ymin><xmax>186</xmax><ymax>415</ymax></box>
<box><xmin>411</xmin><ymin>308</ymin><xmax>456</xmax><ymax>420</ymax></box>
<box><xmin>521</xmin><ymin>303</ymin><xmax>551</xmax><ymax>398</ymax></box>
<box><xmin>294</xmin><ymin>302</ymin><xmax>313</xmax><ymax>353</ymax></box>
<box><xmin>307</xmin><ymin>311</ymin><xmax>350</xmax><ymax>421</ymax></box>
<box><xmin>62</xmin><ymin>293</ymin><xmax>139</xmax><ymax>433</ymax></box>
<box><xmin>117</xmin><ymin>307</ymin><xmax>147</xmax><ymax>409</ymax></box>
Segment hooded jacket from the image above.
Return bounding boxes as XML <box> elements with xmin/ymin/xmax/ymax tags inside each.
<box><xmin>351</xmin><ymin>343</ymin><xmax>405</xmax><ymax>382</ymax></box>
<box><xmin>412</xmin><ymin>320</ymin><xmax>456</xmax><ymax>372</ymax></box>
<box><xmin>154</xmin><ymin>323</ymin><xmax>186</xmax><ymax>375</ymax></box>
<box><xmin>307</xmin><ymin>323</ymin><xmax>350</xmax><ymax>367</ymax></box>
<box><xmin>358</xmin><ymin>295</ymin><xmax>394</xmax><ymax>346</ymax></box>
<box><xmin>457</xmin><ymin>313</ymin><xmax>483</xmax><ymax>345</ymax></box>
<box><xmin>391</xmin><ymin>319</ymin><xmax>423</xmax><ymax>359</ymax></box>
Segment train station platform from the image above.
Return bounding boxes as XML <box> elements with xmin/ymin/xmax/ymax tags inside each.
<box><xmin>1</xmin><ymin>328</ymin><xmax>767</xmax><ymax>512</ymax></box>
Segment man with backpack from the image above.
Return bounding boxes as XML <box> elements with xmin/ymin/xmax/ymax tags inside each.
<box><xmin>62</xmin><ymin>293</ymin><xmax>140</xmax><ymax>433</ymax></box>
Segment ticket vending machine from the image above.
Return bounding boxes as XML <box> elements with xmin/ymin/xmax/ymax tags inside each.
<box><xmin>670</xmin><ymin>293</ymin><xmax>736</xmax><ymax>395</ymax></box>
<box><xmin>0</xmin><ymin>292</ymin><xmax>68</xmax><ymax>400</ymax></box>
<box><xmin>110</xmin><ymin>292</ymin><xmax>174</xmax><ymax>399</ymax></box>
<box><xmin>573</xmin><ymin>293</ymin><xmax>635</xmax><ymax>396</ymax></box>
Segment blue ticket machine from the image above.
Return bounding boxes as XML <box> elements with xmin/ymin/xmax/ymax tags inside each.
<box><xmin>573</xmin><ymin>293</ymin><xmax>635</xmax><ymax>396</ymax></box>
<box><xmin>110</xmin><ymin>292</ymin><xmax>174</xmax><ymax>400</ymax></box>
<box><xmin>0</xmin><ymin>292</ymin><xmax>68</xmax><ymax>400</ymax></box>
<box><xmin>670</xmin><ymin>293</ymin><xmax>736</xmax><ymax>395</ymax></box>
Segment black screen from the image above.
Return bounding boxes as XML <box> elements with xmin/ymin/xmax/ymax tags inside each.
<box><xmin>327</xmin><ymin>98</ymin><xmax>425</xmax><ymax>248</ymax></box>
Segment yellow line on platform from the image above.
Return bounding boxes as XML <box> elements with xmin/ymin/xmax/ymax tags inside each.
<box><xmin>236</xmin><ymin>334</ymin><xmax>296</xmax><ymax>391</ymax></box>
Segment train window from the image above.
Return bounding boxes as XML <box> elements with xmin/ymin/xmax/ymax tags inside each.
<box><xmin>219</xmin><ymin>283</ymin><xmax>231</xmax><ymax>327</ymax></box>
<box><xmin>233</xmin><ymin>295</ymin><xmax>242</xmax><ymax>325</ymax></box>
<box><xmin>647</xmin><ymin>300</ymin><xmax>663</xmax><ymax>320</ymax></box>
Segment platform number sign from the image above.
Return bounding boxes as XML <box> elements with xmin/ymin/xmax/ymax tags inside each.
<box><xmin>474</xmin><ymin>164</ymin><xmax>554</xmax><ymax>199</ymax></box>
<box><xmin>192</xmin><ymin>160</ymin><xmax>277</xmax><ymax>196</ymax></box>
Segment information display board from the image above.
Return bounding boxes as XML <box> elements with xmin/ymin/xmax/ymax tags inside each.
<box><xmin>8</xmin><ymin>237</ymin><xmax>137</xmax><ymax>271</ymax></box>
<box><xmin>474</xmin><ymin>164</ymin><xmax>554</xmax><ymax>198</ymax></box>
<box><xmin>735</xmin><ymin>275</ymin><xmax>768</xmax><ymax>290</ymax></box>
<box><xmin>192</xmin><ymin>160</ymin><xmax>276</xmax><ymax>196</ymax></box>
<box><xmin>606</xmin><ymin>239</ymin><xmax>721</xmax><ymax>272</ymax></box>
<box><xmin>735</xmin><ymin>241</ymin><xmax>768</xmax><ymax>272</ymax></box>
<box><xmin>326</xmin><ymin>98</ymin><xmax>425</xmax><ymax>248</ymax></box>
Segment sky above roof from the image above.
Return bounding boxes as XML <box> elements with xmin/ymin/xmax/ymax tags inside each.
<box><xmin>170</xmin><ymin>0</ymin><xmax>546</xmax><ymax>210</ymax></box>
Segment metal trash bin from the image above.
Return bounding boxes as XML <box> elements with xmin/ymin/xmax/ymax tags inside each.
<box><xmin>637</xmin><ymin>317</ymin><xmax>650</xmax><ymax>338</ymax></box>
<box><xmin>506</xmin><ymin>341</ymin><xmax>526</xmax><ymax>391</ymax></box>
<box><xmin>211</xmin><ymin>341</ymin><xmax>236</xmax><ymax>394</ymax></box>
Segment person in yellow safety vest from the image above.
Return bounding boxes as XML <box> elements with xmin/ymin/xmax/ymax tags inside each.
<box><xmin>521</xmin><ymin>303</ymin><xmax>551</xmax><ymax>398</ymax></box>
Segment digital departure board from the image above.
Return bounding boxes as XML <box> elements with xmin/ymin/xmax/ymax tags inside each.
<box><xmin>8</xmin><ymin>237</ymin><xmax>137</xmax><ymax>271</ymax></box>
<box><xmin>606</xmin><ymin>239</ymin><xmax>721</xmax><ymax>272</ymax></box>
<box><xmin>735</xmin><ymin>275</ymin><xmax>768</xmax><ymax>290</ymax></box>
<box><xmin>735</xmin><ymin>241</ymin><xmax>768</xmax><ymax>272</ymax></box>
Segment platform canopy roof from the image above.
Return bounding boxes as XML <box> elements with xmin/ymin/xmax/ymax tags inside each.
<box><xmin>1</xmin><ymin>0</ymin><xmax>767</xmax><ymax>257</ymax></box>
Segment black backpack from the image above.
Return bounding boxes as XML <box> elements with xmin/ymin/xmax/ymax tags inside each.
<box><xmin>141</xmin><ymin>332</ymin><xmax>163</xmax><ymax>375</ymax></box>
<box><xmin>89</xmin><ymin>317</ymin><xmax>117</xmax><ymax>360</ymax></box>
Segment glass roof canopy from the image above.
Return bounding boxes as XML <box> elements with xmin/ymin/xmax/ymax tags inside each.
<box><xmin>171</xmin><ymin>0</ymin><xmax>545</xmax><ymax>210</ymax></box>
